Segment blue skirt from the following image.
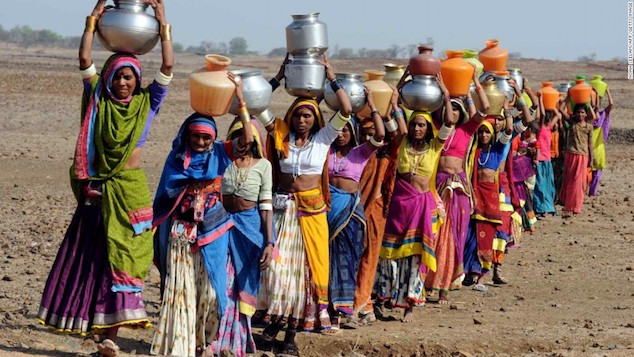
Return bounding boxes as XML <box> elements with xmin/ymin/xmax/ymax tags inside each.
<box><xmin>533</xmin><ymin>161</ymin><xmax>556</xmax><ymax>214</ymax></box>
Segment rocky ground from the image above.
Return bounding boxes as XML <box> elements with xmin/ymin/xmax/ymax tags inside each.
<box><xmin>0</xmin><ymin>44</ymin><xmax>633</xmax><ymax>356</ymax></box>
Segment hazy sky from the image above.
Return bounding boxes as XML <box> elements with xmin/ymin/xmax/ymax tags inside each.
<box><xmin>1</xmin><ymin>0</ymin><xmax>624</xmax><ymax>61</ymax></box>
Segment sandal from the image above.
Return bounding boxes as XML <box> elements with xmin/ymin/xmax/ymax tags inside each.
<box><xmin>96</xmin><ymin>339</ymin><xmax>119</xmax><ymax>357</ymax></box>
<box><xmin>342</xmin><ymin>315</ymin><xmax>368</xmax><ymax>329</ymax></box>
<box><xmin>493</xmin><ymin>276</ymin><xmax>508</xmax><ymax>285</ymax></box>
<box><xmin>261</xmin><ymin>322</ymin><xmax>284</xmax><ymax>342</ymax></box>
<box><xmin>473</xmin><ymin>283</ymin><xmax>489</xmax><ymax>292</ymax></box>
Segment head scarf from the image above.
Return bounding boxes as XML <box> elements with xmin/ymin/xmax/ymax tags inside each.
<box><xmin>443</xmin><ymin>98</ymin><xmax>468</xmax><ymax>127</ymax></box>
<box><xmin>188</xmin><ymin>118</ymin><xmax>218</xmax><ymax>138</ymax></box>
<box><xmin>409</xmin><ymin>110</ymin><xmax>438</xmax><ymax>137</ymax></box>
<box><xmin>226</xmin><ymin>116</ymin><xmax>265</xmax><ymax>158</ymax></box>
<box><xmin>73</xmin><ymin>53</ymin><xmax>150</xmax><ymax>181</ymax></box>
<box><xmin>272</xmin><ymin>97</ymin><xmax>324</xmax><ymax>158</ymax></box>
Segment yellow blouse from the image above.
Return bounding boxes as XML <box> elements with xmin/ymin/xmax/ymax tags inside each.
<box><xmin>397</xmin><ymin>137</ymin><xmax>444</xmax><ymax>177</ymax></box>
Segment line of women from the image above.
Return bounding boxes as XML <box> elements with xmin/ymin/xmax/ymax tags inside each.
<box><xmin>35</xmin><ymin>1</ymin><xmax>614</xmax><ymax>355</ymax></box>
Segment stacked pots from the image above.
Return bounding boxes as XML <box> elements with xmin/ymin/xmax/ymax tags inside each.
<box><xmin>324</xmin><ymin>73</ymin><xmax>365</xmax><ymax>113</ymax></box>
<box><xmin>398</xmin><ymin>46</ymin><xmax>443</xmax><ymax>112</ymax></box>
<box><xmin>97</xmin><ymin>0</ymin><xmax>160</xmax><ymax>55</ymax></box>
<box><xmin>284</xmin><ymin>13</ymin><xmax>328</xmax><ymax>98</ymax></box>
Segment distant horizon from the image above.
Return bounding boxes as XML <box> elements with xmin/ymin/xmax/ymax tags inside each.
<box><xmin>0</xmin><ymin>0</ymin><xmax>625</xmax><ymax>62</ymax></box>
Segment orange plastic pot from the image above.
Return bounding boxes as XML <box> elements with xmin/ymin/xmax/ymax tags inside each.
<box><xmin>478</xmin><ymin>39</ymin><xmax>508</xmax><ymax>72</ymax></box>
<box><xmin>541</xmin><ymin>82</ymin><xmax>559</xmax><ymax>111</ymax></box>
<box><xmin>569</xmin><ymin>79</ymin><xmax>592</xmax><ymax>105</ymax></box>
<box><xmin>440</xmin><ymin>50</ymin><xmax>474</xmax><ymax>97</ymax></box>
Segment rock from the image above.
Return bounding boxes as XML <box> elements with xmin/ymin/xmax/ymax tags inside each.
<box><xmin>626</xmin><ymin>265</ymin><xmax>633</xmax><ymax>271</ymax></box>
<box><xmin>608</xmin><ymin>344</ymin><xmax>618</xmax><ymax>350</ymax></box>
<box><xmin>499</xmin><ymin>307</ymin><xmax>507</xmax><ymax>312</ymax></box>
<box><xmin>551</xmin><ymin>303</ymin><xmax>562</xmax><ymax>308</ymax></box>
<box><xmin>473</xmin><ymin>319</ymin><xmax>482</xmax><ymax>325</ymax></box>
<box><xmin>625</xmin><ymin>323</ymin><xmax>634</xmax><ymax>328</ymax></box>
<box><xmin>584</xmin><ymin>322</ymin><xmax>593</xmax><ymax>329</ymax></box>
<box><xmin>625</xmin><ymin>197</ymin><xmax>630</xmax><ymax>202</ymax></box>
<box><xmin>1</xmin><ymin>276</ymin><xmax>12</xmax><ymax>281</ymax></box>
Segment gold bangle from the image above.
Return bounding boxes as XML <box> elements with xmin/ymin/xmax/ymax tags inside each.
<box><xmin>85</xmin><ymin>16</ymin><xmax>98</xmax><ymax>33</ymax></box>
<box><xmin>160</xmin><ymin>24</ymin><xmax>172</xmax><ymax>41</ymax></box>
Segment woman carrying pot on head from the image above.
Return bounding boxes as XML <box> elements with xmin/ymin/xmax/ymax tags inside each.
<box><xmin>559</xmin><ymin>103</ymin><xmax>596</xmax><ymax>218</ymax></box>
<box><xmin>532</xmin><ymin>91</ymin><xmax>561</xmax><ymax>217</ymax></box>
<box><xmin>375</xmin><ymin>73</ymin><xmax>454</xmax><ymax>322</ymax></box>
<box><xmin>255</xmin><ymin>54</ymin><xmax>352</xmax><ymax>355</ymax></box>
<box><xmin>151</xmin><ymin>74</ymin><xmax>263</xmax><ymax>356</ymax></box>
<box><xmin>324</xmin><ymin>88</ymin><xmax>386</xmax><ymax>332</ymax></box>
<box><xmin>463</xmin><ymin>99</ymin><xmax>514</xmax><ymax>291</ymax></box>
<box><xmin>36</xmin><ymin>0</ymin><xmax>173</xmax><ymax>356</ymax></box>
<box><xmin>351</xmin><ymin>86</ymin><xmax>406</xmax><ymax>326</ymax></box>
<box><xmin>589</xmin><ymin>87</ymin><xmax>613</xmax><ymax>196</ymax></box>
<box><xmin>423</xmin><ymin>65</ymin><xmax>489</xmax><ymax>305</ymax></box>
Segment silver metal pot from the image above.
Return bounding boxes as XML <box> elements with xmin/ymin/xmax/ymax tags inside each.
<box><xmin>508</xmin><ymin>68</ymin><xmax>524</xmax><ymax>91</ymax></box>
<box><xmin>324</xmin><ymin>73</ymin><xmax>366</xmax><ymax>113</ymax></box>
<box><xmin>399</xmin><ymin>75</ymin><xmax>443</xmax><ymax>112</ymax></box>
<box><xmin>493</xmin><ymin>72</ymin><xmax>515</xmax><ymax>102</ymax></box>
<box><xmin>556</xmin><ymin>82</ymin><xmax>572</xmax><ymax>95</ymax></box>
<box><xmin>286</xmin><ymin>13</ymin><xmax>328</xmax><ymax>56</ymax></box>
<box><xmin>284</xmin><ymin>54</ymin><xmax>326</xmax><ymax>98</ymax></box>
<box><xmin>478</xmin><ymin>70</ymin><xmax>495</xmax><ymax>84</ymax></box>
<box><xmin>228</xmin><ymin>69</ymin><xmax>272</xmax><ymax>116</ymax></box>
<box><xmin>96</xmin><ymin>0</ymin><xmax>160</xmax><ymax>55</ymax></box>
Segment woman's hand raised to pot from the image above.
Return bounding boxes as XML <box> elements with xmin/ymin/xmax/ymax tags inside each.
<box><xmin>318</xmin><ymin>53</ymin><xmax>336</xmax><ymax>82</ymax></box>
<box><xmin>275</xmin><ymin>52</ymin><xmax>290</xmax><ymax>82</ymax></box>
<box><xmin>91</xmin><ymin>0</ymin><xmax>107</xmax><ymax>18</ymax></box>
<box><xmin>228</xmin><ymin>72</ymin><xmax>245</xmax><ymax>104</ymax></box>
<box><xmin>146</xmin><ymin>0</ymin><xmax>167</xmax><ymax>25</ymax></box>
<box><xmin>436</xmin><ymin>72</ymin><xmax>450</xmax><ymax>98</ymax></box>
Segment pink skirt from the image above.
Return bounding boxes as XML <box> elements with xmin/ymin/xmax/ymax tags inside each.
<box><xmin>560</xmin><ymin>152</ymin><xmax>588</xmax><ymax>214</ymax></box>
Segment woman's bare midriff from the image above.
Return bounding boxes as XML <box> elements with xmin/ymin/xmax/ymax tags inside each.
<box><xmin>329</xmin><ymin>176</ymin><xmax>359</xmax><ymax>193</ymax></box>
<box><xmin>398</xmin><ymin>173</ymin><xmax>430</xmax><ymax>193</ymax></box>
<box><xmin>477</xmin><ymin>168</ymin><xmax>497</xmax><ymax>183</ymax></box>
<box><xmin>222</xmin><ymin>194</ymin><xmax>257</xmax><ymax>213</ymax></box>
<box><xmin>123</xmin><ymin>148</ymin><xmax>143</xmax><ymax>169</ymax></box>
<box><xmin>277</xmin><ymin>173</ymin><xmax>322</xmax><ymax>193</ymax></box>
<box><xmin>439</xmin><ymin>155</ymin><xmax>465</xmax><ymax>175</ymax></box>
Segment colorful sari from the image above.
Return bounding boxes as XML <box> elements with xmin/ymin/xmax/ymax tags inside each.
<box><xmin>589</xmin><ymin>109</ymin><xmax>611</xmax><ymax>196</ymax></box>
<box><xmin>327</xmin><ymin>185</ymin><xmax>366</xmax><ymax>315</ymax></box>
<box><xmin>37</xmin><ymin>54</ymin><xmax>167</xmax><ymax>335</ymax></box>
<box><xmin>377</xmin><ymin>177</ymin><xmax>438</xmax><ymax>307</ymax></box>
<box><xmin>354</xmin><ymin>141</ymin><xmax>398</xmax><ymax>313</ymax></box>
<box><xmin>152</xmin><ymin>115</ymin><xmax>236</xmax><ymax>355</ymax></box>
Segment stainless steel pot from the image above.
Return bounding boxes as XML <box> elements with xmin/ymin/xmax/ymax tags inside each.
<box><xmin>284</xmin><ymin>54</ymin><xmax>326</xmax><ymax>98</ymax></box>
<box><xmin>324</xmin><ymin>73</ymin><xmax>366</xmax><ymax>113</ymax></box>
<box><xmin>286</xmin><ymin>13</ymin><xmax>328</xmax><ymax>56</ymax></box>
<box><xmin>508</xmin><ymin>68</ymin><xmax>524</xmax><ymax>91</ymax></box>
<box><xmin>493</xmin><ymin>72</ymin><xmax>515</xmax><ymax>102</ymax></box>
<box><xmin>97</xmin><ymin>0</ymin><xmax>160</xmax><ymax>55</ymax></box>
<box><xmin>228</xmin><ymin>69</ymin><xmax>272</xmax><ymax>116</ymax></box>
<box><xmin>556</xmin><ymin>82</ymin><xmax>572</xmax><ymax>95</ymax></box>
<box><xmin>478</xmin><ymin>70</ymin><xmax>495</xmax><ymax>83</ymax></box>
<box><xmin>399</xmin><ymin>75</ymin><xmax>443</xmax><ymax>112</ymax></box>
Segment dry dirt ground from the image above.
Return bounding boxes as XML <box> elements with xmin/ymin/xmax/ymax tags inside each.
<box><xmin>1</xmin><ymin>43</ymin><xmax>633</xmax><ymax>357</ymax></box>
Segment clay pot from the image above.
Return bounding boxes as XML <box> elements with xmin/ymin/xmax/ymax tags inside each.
<box><xmin>589</xmin><ymin>75</ymin><xmax>607</xmax><ymax>98</ymax></box>
<box><xmin>383</xmin><ymin>63</ymin><xmax>406</xmax><ymax>88</ymax></box>
<box><xmin>462</xmin><ymin>49</ymin><xmax>483</xmax><ymax>79</ymax></box>
<box><xmin>399</xmin><ymin>75</ymin><xmax>443</xmax><ymax>112</ymax></box>
<box><xmin>569</xmin><ymin>79</ymin><xmax>592</xmax><ymax>105</ymax></box>
<box><xmin>358</xmin><ymin>70</ymin><xmax>392</xmax><ymax>118</ymax></box>
<box><xmin>324</xmin><ymin>73</ymin><xmax>366</xmax><ymax>113</ymax></box>
<box><xmin>409</xmin><ymin>46</ymin><xmax>441</xmax><ymax>76</ymax></box>
<box><xmin>480</xmin><ymin>81</ymin><xmax>505</xmax><ymax>116</ymax></box>
<box><xmin>440</xmin><ymin>50</ymin><xmax>474</xmax><ymax>97</ymax></box>
<box><xmin>189</xmin><ymin>54</ymin><xmax>235</xmax><ymax>117</ymax></box>
<box><xmin>478</xmin><ymin>39</ymin><xmax>508</xmax><ymax>72</ymax></box>
<box><xmin>541</xmin><ymin>82</ymin><xmax>559</xmax><ymax>111</ymax></box>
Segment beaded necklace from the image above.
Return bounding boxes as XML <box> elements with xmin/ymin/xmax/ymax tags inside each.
<box><xmin>407</xmin><ymin>141</ymin><xmax>429</xmax><ymax>176</ymax></box>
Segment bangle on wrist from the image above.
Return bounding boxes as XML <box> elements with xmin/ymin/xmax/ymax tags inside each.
<box><xmin>329</xmin><ymin>79</ymin><xmax>342</xmax><ymax>92</ymax></box>
<box><xmin>85</xmin><ymin>16</ymin><xmax>97</xmax><ymax>33</ymax></box>
<box><xmin>370</xmin><ymin>108</ymin><xmax>379</xmax><ymax>117</ymax></box>
<box><xmin>160</xmin><ymin>24</ymin><xmax>172</xmax><ymax>42</ymax></box>
<box><xmin>385</xmin><ymin>119</ymin><xmax>398</xmax><ymax>133</ymax></box>
<box><xmin>265</xmin><ymin>241</ymin><xmax>275</xmax><ymax>247</ymax></box>
<box><xmin>80</xmin><ymin>63</ymin><xmax>97</xmax><ymax>80</ymax></box>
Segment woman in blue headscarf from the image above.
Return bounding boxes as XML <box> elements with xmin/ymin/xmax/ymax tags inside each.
<box><xmin>151</xmin><ymin>73</ymin><xmax>256</xmax><ymax>356</ymax></box>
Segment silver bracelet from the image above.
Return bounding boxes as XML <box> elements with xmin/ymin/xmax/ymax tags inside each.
<box><xmin>385</xmin><ymin>119</ymin><xmax>398</xmax><ymax>133</ymax></box>
<box><xmin>370</xmin><ymin>136</ymin><xmax>384</xmax><ymax>147</ymax></box>
<box><xmin>80</xmin><ymin>63</ymin><xmax>96</xmax><ymax>80</ymax></box>
<box><xmin>259</xmin><ymin>203</ymin><xmax>273</xmax><ymax>211</ymax></box>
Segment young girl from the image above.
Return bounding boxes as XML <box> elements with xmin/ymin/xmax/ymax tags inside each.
<box><xmin>560</xmin><ymin>104</ymin><xmax>596</xmax><ymax>218</ymax></box>
<box><xmin>533</xmin><ymin>92</ymin><xmax>561</xmax><ymax>216</ymax></box>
